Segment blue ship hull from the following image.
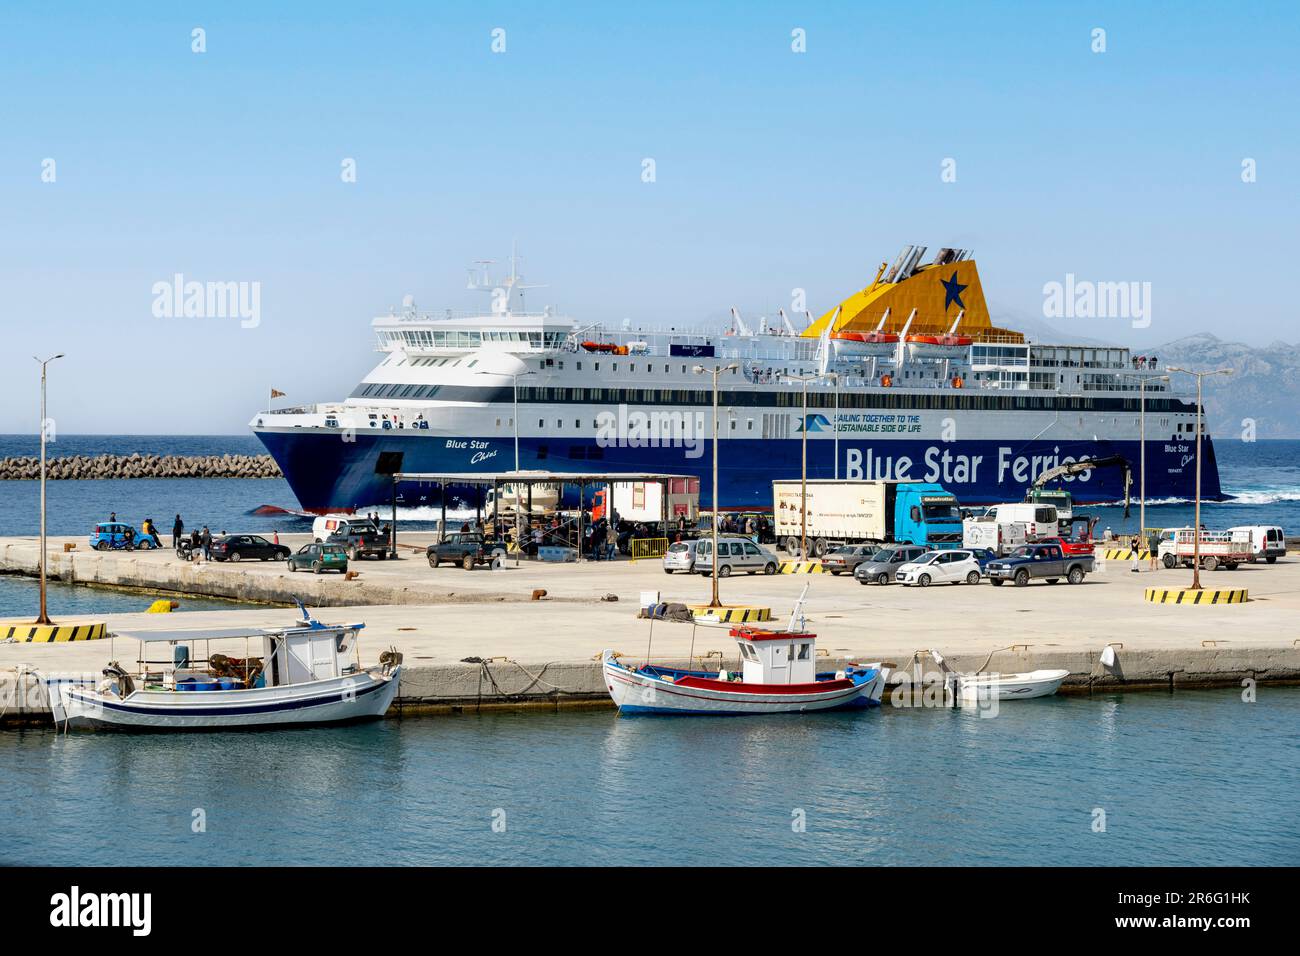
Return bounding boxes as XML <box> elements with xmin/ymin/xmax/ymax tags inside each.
<box><xmin>254</xmin><ymin>428</ymin><xmax>1224</xmax><ymax>512</ymax></box>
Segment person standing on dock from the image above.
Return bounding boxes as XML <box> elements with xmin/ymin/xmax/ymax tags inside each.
<box><xmin>172</xmin><ymin>514</ymin><xmax>183</xmax><ymax>547</ymax></box>
<box><xmin>1130</xmin><ymin>535</ymin><xmax>1142</xmax><ymax>573</ymax></box>
<box><xmin>1147</xmin><ymin>528</ymin><xmax>1160</xmax><ymax>571</ymax></box>
<box><xmin>200</xmin><ymin>525</ymin><xmax>212</xmax><ymax>561</ymax></box>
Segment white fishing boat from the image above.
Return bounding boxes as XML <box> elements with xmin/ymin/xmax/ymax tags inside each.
<box><xmin>602</xmin><ymin>587</ymin><xmax>886</xmax><ymax>715</ymax></box>
<box><xmin>953</xmin><ymin>668</ymin><xmax>1070</xmax><ymax>701</ymax></box>
<box><xmin>51</xmin><ymin>608</ymin><xmax>401</xmax><ymax>731</ymax></box>
<box><xmin>602</xmin><ymin>641</ymin><xmax>885</xmax><ymax>716</ymax></box>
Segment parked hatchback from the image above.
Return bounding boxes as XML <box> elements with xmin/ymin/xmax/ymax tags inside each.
<box><xmin>209</xmin><ymin>534</ymin><xmax>290</xmax><ymax>563</ymax></box>
<box><xmin>895</xmin><ymin>549</ymin><xmax>983</xmax><ymax>587</ymax></box>
<box><xmin>695</xmin><ymin>536</ymin><xmax>779</xmax><ymax>576</ymax></box>
<box><xmin>854</xmin><ymin>545</ymin><xmax>928</xmax><ymax>585</ymax></box>
<box><xmin>286</xmin><ymin>543</ymin><xmax>349</xmax><ymax>574</ymax></box>
<box><xmin>662</xmin><ymin>539</ymin><xmax>699</xmax><ymax>574</ymax></box>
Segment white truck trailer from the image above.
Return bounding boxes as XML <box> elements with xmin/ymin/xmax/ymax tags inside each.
<box><xmin>772</xmin><ymin>479</ymin><xmax>963</xmax><ymax>556</ymax></box>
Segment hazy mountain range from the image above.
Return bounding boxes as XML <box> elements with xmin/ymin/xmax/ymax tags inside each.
<box><xmin>1148</xmin><ymin>333</ymin><xmax>1300</xmax><ymax>439</ymax></box>
<box><xmin>996</xmin><ymin>312</ymin><xmax>1298</xmax><ymax>439</ymax></box>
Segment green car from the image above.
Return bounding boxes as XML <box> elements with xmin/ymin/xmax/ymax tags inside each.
<box><xmin>286</xmin><ymin>542</ymin><xmax>349</xmax><ymax>574</ymax></box>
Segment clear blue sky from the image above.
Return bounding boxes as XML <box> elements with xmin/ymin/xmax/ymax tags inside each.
<box><xmin>2</xmin><ymin>1</ymin><xmax>1296</xmax><ymax>433</ymax></box>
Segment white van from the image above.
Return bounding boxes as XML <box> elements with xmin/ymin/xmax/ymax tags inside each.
<box><xmin>694</xmin><ymin>536</ymin><xmax>779</xmax><ymax>576</ymax></box>
<box><xmin>1227</xmin><ymin>525</ymin><xmax>1286</xmax><ymax>564</ymax></box>
<box><xmin>980</xmin><ymin>503</ymin><xmax>1058</xmax><ymax>541</ymax></box>
<box><xmin>312</xmin><ymin>514</ymin><xmax>378</xmax><ymax>543</ymax></box>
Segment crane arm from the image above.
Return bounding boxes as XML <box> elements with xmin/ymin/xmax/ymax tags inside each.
<box><xmin>1032</xmin><ymin>455</ymin><xmax>1132</xmax><ymax>518</ymax></box>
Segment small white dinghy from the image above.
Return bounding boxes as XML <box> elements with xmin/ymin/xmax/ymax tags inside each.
<box><xmin>953</xmin><ymin>669</ymin><xmax>1070</xmax><ymax>701</ymax></box>
<box><xmin>51</xmin><ymin>607</ymin><xmax>401</xmax><ymax>731</ymax></box>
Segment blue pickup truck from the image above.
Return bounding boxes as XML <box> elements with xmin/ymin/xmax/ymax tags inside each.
<box><xmin>985</xmin><ymin>542</ymin><xmax>1094</xmax><ymax>587</ymax></box>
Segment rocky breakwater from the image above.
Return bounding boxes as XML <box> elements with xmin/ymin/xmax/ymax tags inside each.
<box><xmin>0</xmin><ymin>453</ymin><xmax>282</xmax><ymax>480</ymax></box>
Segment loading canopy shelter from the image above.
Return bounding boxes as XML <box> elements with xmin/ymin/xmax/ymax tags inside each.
<box><xmin>394</xmin><ymin>470</ymin><xmax>697</xmax><ymax>558</ymax></box>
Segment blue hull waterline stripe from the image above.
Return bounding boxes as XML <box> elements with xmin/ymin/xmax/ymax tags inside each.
<box><xmin>69</xmin><ymin>677</ymin><xmax>389</xmax><ymax>719</ymax></box>
<box><xmin>255</xmin><ymin>429</ymin><xmax>1223</xmax><ymax>511</ymax></box>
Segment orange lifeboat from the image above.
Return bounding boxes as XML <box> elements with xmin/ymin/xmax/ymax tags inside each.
<box><xmin>905</xmin><ymin>332</ymin><xmax>973</xmax><ymax>358</ymax></box>
<box><xmin>830</xmin><ymin>329</ymin><xmax>899</xmax><ymax>358</ymax></box>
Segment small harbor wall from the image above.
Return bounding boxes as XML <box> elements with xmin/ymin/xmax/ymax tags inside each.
<box><xmin>0</xmin><ymin>453</ymin><xmax>280</xmax><ymax>480</ymax></box>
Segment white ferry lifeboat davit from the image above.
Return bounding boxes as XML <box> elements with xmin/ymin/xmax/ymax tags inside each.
<box><xmin>601</xmin><ymin>627</ymin><xmax>886</xmax><ymax>716</ymax></box>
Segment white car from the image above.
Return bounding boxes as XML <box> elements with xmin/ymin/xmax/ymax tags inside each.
<box><xmin>662</xmin><ymin>539</ymin><xmax>699</xmax><ymax>574</ymax></box>
<box><xmin>895</xmin><ymin>549</ymin><xmax>983</xmax><ymax>587</ymax></box>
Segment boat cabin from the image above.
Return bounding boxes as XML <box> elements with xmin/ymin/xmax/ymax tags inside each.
<box><xmin>731</xmin><ymin>627</ymin><xmax>818</xmax><ymax>685</ymax></box>
<box><xmin>113</xmin><ymin>623</ymin><xmax>365</xmax><ymax>693</ymax></box>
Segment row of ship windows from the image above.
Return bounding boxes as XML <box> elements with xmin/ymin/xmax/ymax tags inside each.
<box><xmin>380</xmin><ymin>330</ymin><xmax>568</xmax><ymax>349</ymax></box>
<box><xmin>516</xmin><ymin>417</ymin><xmax>1192</xmax><ymax>430</ymax></box>
<box><xmin>351</xmin><ymin>382</ymin><xmax>1191</xmax><ymax>414</ymax></box>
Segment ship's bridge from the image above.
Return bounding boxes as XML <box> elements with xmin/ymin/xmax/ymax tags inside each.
<box><xmin>371</xmin><ymin>307</ymin><xmax>576</xmax><ymax>354</ymax></box>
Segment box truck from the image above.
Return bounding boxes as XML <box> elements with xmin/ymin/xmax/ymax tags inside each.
<box><xmin>772</xmin><ymin>479</ymin><xmax>963</xmax><ymax>556</ymax></box>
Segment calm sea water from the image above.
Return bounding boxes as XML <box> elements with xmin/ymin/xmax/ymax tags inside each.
<box><xmin>0</xmin><ymin>576</ymin><xmax>252</xmax><ymax>617</ymax></box>
<box><xmin>0</xmin><ymin>435</ymin><xmax>1296</xmax><ymax>542</ymax></box>
<box><xmin>2</xmin><ymin>689</ymin><xmax>1296</xmax><ymax>866</ymax></box>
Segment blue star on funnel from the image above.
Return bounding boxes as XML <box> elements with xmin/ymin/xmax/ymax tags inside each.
<box><xmin>940</xmin><ymin>272</ymin><xmax>968</xmax><ymax>311</ymax></box>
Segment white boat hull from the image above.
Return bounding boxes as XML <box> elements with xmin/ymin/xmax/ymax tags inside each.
<box><xmin>602</xmin><ymin>652</ymin><xmax>885</xmax><ymax>715</ymax></box>
<box><xmin>954</xmin><ymin>669</ymin><xmax>1069</xmax><ymax>701</ymax></box>
<box><xmin>56</xmin><ymin>667</ymin><xmax>400</xmax><ymax>730</ymax></box>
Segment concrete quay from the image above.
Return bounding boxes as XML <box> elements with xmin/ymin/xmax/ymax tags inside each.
<box><xmin>2</xmin><ymin>534</ymin><xmax>1299</xmax><ymax>724</ymax></box>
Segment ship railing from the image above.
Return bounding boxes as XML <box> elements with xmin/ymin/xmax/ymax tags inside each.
<box><xmin>377</xmin><ymin>309</ymin><xmax>561</xmax><ymax>324</ymax></box>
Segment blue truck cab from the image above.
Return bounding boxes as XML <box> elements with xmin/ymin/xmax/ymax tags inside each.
<box><xmin>891</xmin><ymin>483</ymin><xmax>964</xmax><ymax>549</ymax></box>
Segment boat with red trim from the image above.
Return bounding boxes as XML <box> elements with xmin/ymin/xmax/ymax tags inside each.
<box><xmin>601</xmin><ymin>624</ymin><xmax>886</xmax><ymax>715</ymax></box>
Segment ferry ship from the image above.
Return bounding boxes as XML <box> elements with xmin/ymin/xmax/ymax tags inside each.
<box><xmin>250</xmin><ymin>246</ymin><xmax>1222</xmax><ymax>513</ymax></box>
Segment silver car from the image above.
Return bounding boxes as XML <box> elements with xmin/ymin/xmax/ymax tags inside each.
<box><xmin>695</xmin><ymin>536</ymin><xmax>780</xmax><ymax>576</ymax></box>
<box><xmin>662</xmin><ymin>539</ymin><xmax>699</xmax><ymax>574</ymax></box>
<box><xmin>853</xmin><ymin>545</ymin><xmax>928</xmax><ymax>585</ymax></box>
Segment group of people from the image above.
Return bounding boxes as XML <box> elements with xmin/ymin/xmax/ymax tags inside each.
<box><xmin>107</xmin><ymin>511</ymin><xmax>163</xmax><ymax>549</ymax></box>
<box><xmin>109</xmin><ymin>512</ymin><xmax>217</xmax><ymax>560</ymax></box>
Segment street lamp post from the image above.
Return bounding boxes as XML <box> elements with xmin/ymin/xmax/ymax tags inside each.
<box><xmin>785</xmin><ymin>373</ymin><xmax>818</xmax><ymax>557</ymax></box>
<box><xmin>1166</xmin><ymin>365</ymin><xmax>1232</xmax><ymax>589</ymax></box>
<box><xmin>825</xmin><ymin>372</ymin><xmax>841</xmax><ymax>480</ymax></box>
<box><xmin>34</xmin><ymin>354</ymin><xmax>64</xmax><ymax>625</ymax></box>
<box><xmin>478</xmin><ymin>367</ymin><xmax>533</xmax><ymax>561</ymax></box>
<box><xmin>1122</xmin><ymin>371</ymin><xmax>1169</xmax><ymax>539</ymax></box>
<box><xmin>694</xmin><ymin>363</ymin><xmax>738</xmax><ymax>607</ymax></box>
